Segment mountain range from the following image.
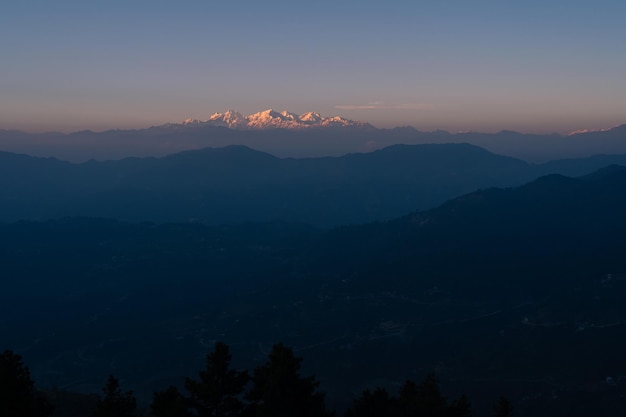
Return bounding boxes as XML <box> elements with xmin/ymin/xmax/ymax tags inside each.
<box><xmin>5</xmin><ymin>143</ymin><xmax>626</xmax><ymax>226</ymax></box>
<box><xmin>176</xmin><ymin>109</ymin><xmax>374</xmax><ymax>130</ymax></box>
<box><xmin>2</xmin><ymin>111</ymin><xmax>626</xmax><ymax>162</ymax></box>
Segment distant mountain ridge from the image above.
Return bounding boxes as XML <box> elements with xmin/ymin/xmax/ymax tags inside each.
<box><xmin>2</xmin><ymin>118</ymin><xmax>626</xmax><ymax>163</ymax></box>
<box><xmin>174</xmin><ymin>109</ymin><xmax>374</xmax><ymax>130</ymax></box>
<box><xmin>4</xmin><ymin>143</ymin><xmax>626</xmax><ymax>226</ymax></box>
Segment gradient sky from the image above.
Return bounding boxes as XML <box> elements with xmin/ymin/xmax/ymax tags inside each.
<box><xmin>2</xmin><ymin>0</ymin><xmax>626</xmax><ymax>133</ymax></box>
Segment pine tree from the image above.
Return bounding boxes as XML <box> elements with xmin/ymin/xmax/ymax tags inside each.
<box><xmin>94</xmin><ymin>374</ymin><xmax>137</xmax><ymax>417</ymax></box>
<box><xmin>185</xmin><ymin>341</ymin><xmax>249</xmax><ymax>417</ymax></box>
<box><xmin>345</xmin><ymin>387</ymin><xmax>394</xmax><ymax>417</ymax></box>
<box><xmin>448</xmin><ymin>394</ymin><xmax>472</xmax><ymax>417</ymax></box>
<box><xmin>415</xmin><ymin>373</ymin><xmax>447</xmax><ymax>417</ymax></box>
<box><xmin>395</xmin><ymin>379</ymin><xmax>419</xmax><ymax>417</ymax></box>
<box><xmin>246</xmin><ymin>343</ymin><xmax>333</xmax><ymax>417</ymax></box>
<box><xmin>0</xmin><ymin>350</ymin><xmax>53</xmax><ymax>417</ymax></box>
<box><xmin>151</xmin><ymin>386</ymin><xmax>191</xmax><ymax>417</ymax></box>
<box><xmin>491</xmin><ymin>397</ymin><xmax>513</xmax><ymax>417</ymax></box>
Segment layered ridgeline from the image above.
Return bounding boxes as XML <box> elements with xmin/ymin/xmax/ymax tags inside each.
<box><xmin>0</xmin><ymin>109</ymin><xmax>376</xmax><ymax>162</ymax></box>
<box><xmin>3</xmin><ymin>166</ymin><xmax>626</xmax><ymax>416</ymax></box>
<box><xmin>4</xmin><ymin>143</ymin><xmax>626</xmax><ymax>226</ymax></box>
<box><xmin>2</xmin><ymin>110</ymin><xmax>626</xmax><ymax>162</ymax></box>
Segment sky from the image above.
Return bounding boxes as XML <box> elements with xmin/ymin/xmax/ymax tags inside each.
<box><xmin>1</xmin><ymin>0</ymin><xmax>626</xmax><ymax>134</ymax></box>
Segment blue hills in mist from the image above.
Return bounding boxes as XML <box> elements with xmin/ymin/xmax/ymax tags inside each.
<box><xmin>3</xmin><ymin>143</ymin><xmax>626</xmax><ymax>226</ymax></box>
<box><xmin>2</xmin><ymin>121</ymin><xmax>626</xmax><ymax>162</ymax></box>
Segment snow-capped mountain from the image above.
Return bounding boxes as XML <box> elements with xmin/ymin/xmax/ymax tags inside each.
<box><xmin>179</xmin><ymin>109</ymin><xmax>373</xmax><ymax>130</ymax></box>
<box><xmin>568</xmin><ymin>127</ymin><xmax>611</xmax><ymax>136</ymax></box>
<box><xmin>206</xmin><ymin>110</ymin><xmax>248</xmax><ymax>128</ymax></box>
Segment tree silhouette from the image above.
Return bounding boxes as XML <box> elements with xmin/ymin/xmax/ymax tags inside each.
<box><xmin>151</xmin><ymin>386</ymin><xmax>191</xmax><ymax>417</ymax></box>
<box><xmin>491</xmin><ymin>397</ymin><xmax>513</xmax><ymax>417</ymax></box>
<box><xmin>448</xmin><ymin>394</ymin><xmax>472</xmax><ymax>417</ymax></box>
<box><xmin>415</xmin><ymin>373</ymin><xmax>448</xmax><ymax>417</ymax></box>
<box><xmin>345</xmin><ymin>374</ymin><xmax>472</xmax><ymax>417</ymax></box>
<box><xmin>184</xmin><ymin>341</ymin><xmax>249</xmax><ymax>417</ymax></box>
<box><xmin>0</xmin><ymin>350</ymin><xmax>52</xmax><ymax>417</ymax></box>
<box><xmin>246</xmin><ymin>343</ymin><xmax>333</xmax><ymax>417</ymax></box>
<box><xmin>345</xmin><ymin>387</ymin><xmax>394</xmax><ymax>417</ymax></box>
<box><xmin>395</xmin><ymin>379</ymin><xmax>419</xmax><ymax>417</ymax></box>
<box><xmin>94</xmin><ymin>374</ymin><xmax>137</xmax><ymax>417</ymax></box>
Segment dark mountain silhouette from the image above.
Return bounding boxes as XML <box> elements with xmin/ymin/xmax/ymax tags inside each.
<box><xmin>315</xmin><ymin>164</ymin><xmax>626</xmax><ymax>281</ymax></box>
<box><xmin>532</xmin><ymin>153</ymin><xmax>626</xmax><ymax>177</ymax></box>
<box><xmin>0</xmin><ymin>143</ymin><xmax>531</xmax><ymax>226</ymax></box>
<box><xmin>2</xmin><ymin>122</ymin><xmax>626</xmax><ymax>162</ymax></box>
<box><xmin>4</xmin><ymin>143</ymin><xmax>626</xmax><ymax>226</ymax></box>
<box><xmin>445</xmin><ymin>124</ymin><xmax>626</xmax><ymax>162</ymax></box>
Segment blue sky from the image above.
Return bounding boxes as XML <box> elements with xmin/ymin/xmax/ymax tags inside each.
<box><xmin>1</xmin><ymin>1</ymin><xmax>625</xmax><ymax>133</ymax></box>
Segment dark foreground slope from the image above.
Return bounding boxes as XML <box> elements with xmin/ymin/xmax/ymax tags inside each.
<box><xmin>2</xmin><ymin>167</ymin><xmax>626</xmax><ymax>416</ymax></box>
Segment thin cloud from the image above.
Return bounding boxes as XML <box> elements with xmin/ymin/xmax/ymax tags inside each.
<box><xmin>392</xmin><ymin>103</ymin><xmax>434</xmax><ymax>110</ymax></box>
<box><xmin>335</xmin><ymin>105</ymin><xmax>381</xmax><ymax>110</ymax></box>
<box><xmin>335</xmin><ymin>102</ymin><xmax>433</xmax><ymax>110</ymax></box>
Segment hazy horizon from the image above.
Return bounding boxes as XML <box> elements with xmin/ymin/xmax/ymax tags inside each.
<box><xmin>2</xmin><ymin>1</ymin><xmax>626</xmax><ymax>135</ymax></box>
<box><xmin>1</xmin><ymin>107</ymin><xmax>624</xmax><ymax>137</ymax></box>
<box><xmin>0</xmin><ymin>107</ymin><xmax>626</xmax><ymax>136</ymax></box>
